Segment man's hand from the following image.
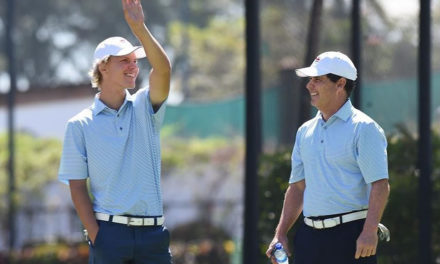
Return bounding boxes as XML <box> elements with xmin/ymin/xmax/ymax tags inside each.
<box><xmin>355</xmin><ymin>179</ymin><xmax>389</xmax><ymax>259</ymax></box>
<box><xmin>69</xmin><ymin>180</ymin><xmax>99</xmax><ymax>246</ymax></box>
<box><xmin>122</xmin><ymin>0</ymin><xmax>145</xmax><ymax>30</ymax></box>
<box><xmin>266</xmin><ymin>235</ymin><xmax>290</xmax><ymax>264</ymax></box>
<box><xmin>88</xmin><ymin>226</ymin><xmax>100</xmax><ymax>244</ymax></box>
<box><xmin>355</xmin><ymin>229</ymin><xmax>378</xmax><ymax>259</ymax></box>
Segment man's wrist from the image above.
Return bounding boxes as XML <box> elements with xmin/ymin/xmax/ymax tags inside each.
<box><xmin>362</xmin><ymin>223</ymin><xmax>379</xmax><ymax>233</ymax></box>
<box><xmin>129</xmin><ymin>23</ymin><xmax>147</xmax><ymax>34</ymax></box>
<box><xmin>275</xmin><ymin>226</ymin><xmax>289</xmax><ymax>237</ymax></box>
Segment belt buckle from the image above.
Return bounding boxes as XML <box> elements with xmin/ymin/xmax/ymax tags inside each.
<box><xmin>323</xmin><ymin>218</ymin><xmax>338</xmax><ymax>228</ymax></box>
<box><xmin>143</xmin><ymin>218</ymin><xmax>155</xmax><ymax>226</ymax></box>
<box><xmin>127</xmin><ymin>217</ymin><xmax>143</xmax><ymax>226</ymax></box>
<box><xmin>313</xmin><ymin>220</ymin><xmax>324</xmax><ymax>229</ymax></box>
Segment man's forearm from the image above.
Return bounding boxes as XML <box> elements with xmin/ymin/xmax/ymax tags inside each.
<box><xmin>131</xmin><ymin>24</ymin><xmax>171</xmax><ymax>74</ymax></box>
<box><xmin>133</xmin><ymin>24</ymin><xmax>171</xmax><ymax>105</ymax></box>
<box><xmin>275</xmin><ymin>181</ymin><xmax>305</xmax><ymax>236</ymax></box>
<box><xmin>122</xmin><ymin>0</ymin><xmax>171</xmax><ymax>104</ymax></box>
<box><xmin>69</xmin><ymin>180</ymin><xmax>98</xmax><ymax>238</ymax></box>
<box><xmin>363</xmin><ymin>179</ymin><xmax>390</xmax><ymax>232</ymax></box>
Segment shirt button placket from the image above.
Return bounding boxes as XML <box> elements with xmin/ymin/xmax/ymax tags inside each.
<box><xmin>115</xmin><ymin>112</ymin><xmax>123</xmax><ymax>134</ymax></box>
<box><xmin>320</xmin><ymin>125</ymin><xmax>326</xmax><ymax>153</ymax></box>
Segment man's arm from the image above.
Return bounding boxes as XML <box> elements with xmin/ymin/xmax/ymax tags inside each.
<box><xmin>355</xmin><ymin>178</ymin><xmax>390</xmax><ymax>259</ymax></box>
<box><xmin>122</xmin><ymin>0</ymin><xmax>171</xmax><ymax>106</ymax></box>
<box><xmin>69</xmin><ymin>179</ymin><xmax>99</xmax><ymax>244</ymax></box>
<box><xmin>266</xmin><ymin>180</ymin><xmax>305</xmax><ymax>263</ymax></box>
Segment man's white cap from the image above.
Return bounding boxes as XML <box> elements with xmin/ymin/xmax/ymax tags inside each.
<box><xmin>295</xmin><ymin>51</ymin><xmax>357</xmax><ymax>81</ymax></box>
<box><xmin>93</xmin><ymin>36</ymin><xmax>146</xmax><ymax>63</ymax></box>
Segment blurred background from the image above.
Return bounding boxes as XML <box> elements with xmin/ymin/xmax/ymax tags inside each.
<box><xmin>0</xmin><ymin>0</ymin><xmax>439</xmax><ymax>263</ymax></box>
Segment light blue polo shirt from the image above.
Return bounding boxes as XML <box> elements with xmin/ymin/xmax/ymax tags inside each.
<box><xmin>289</xmin><ymin>100</ymin><xmax>388</xmax><ymax>217</ymax></box>
<box><xmin>58</xmin><ymin>87</ymin><xmax>166</xmax><ymax>216</ymax></box>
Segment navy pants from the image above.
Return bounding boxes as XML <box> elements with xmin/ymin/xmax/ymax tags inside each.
<box><xmin>293</xmin><ymin>219</ymin><xmax>377</xmax><ymax>264</ymax></box>
<box><xmin>88</xmin><ymin>220</ymin><xmax>172</xmax><ymax>264</ymax></box>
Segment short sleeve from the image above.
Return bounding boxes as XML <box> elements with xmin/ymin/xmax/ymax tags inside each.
<box><xmin>289</xmin><ymin>129</ymin><xmax>305</xmax><ymax>183</ymax></box>
<box><xmin>58</xmin><ymin>121</ymin><xmax>88</xmax><ymax>184</ymax></box>
<box><xmin>135</xmin><ymin>88</ymin><xmax>167</xmax><ymax>132</ymax></box>
<box><xmin>148</xmin><ymin>92</ymin><xmax>167</xmax><ymax>127</ymax></box>
<box><xmin>356</xmin><ymin>122</ymin><xmax>389</xmax><ymax>183</ymax></box>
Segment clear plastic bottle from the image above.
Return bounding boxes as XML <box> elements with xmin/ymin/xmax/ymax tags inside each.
<box><xmin>273</xmin><ymin>242</ymin><xmax>289</xmax><ymax>264</ymax></box>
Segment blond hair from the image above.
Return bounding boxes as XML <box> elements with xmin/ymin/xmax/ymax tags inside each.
<box><xmin>88</xmin><ymin>56</ymin><xmax>111</xmax><ymax>88</ymax></box>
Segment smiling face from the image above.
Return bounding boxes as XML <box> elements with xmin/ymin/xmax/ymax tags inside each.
<box><xmin>99</xmin><ymin>52</ymin><xmax>139</xmax><ymax>89</ymax></box>
<box><xmin>306</xmin><ymin>75</ymin><xmax>347</xmax><ymax>120</ymax></box>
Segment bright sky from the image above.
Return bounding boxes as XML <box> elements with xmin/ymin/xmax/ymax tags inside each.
<box><xmin>379</xmin><ymin>0</ymin><xmax>438</xmax><ymax>18</ymax></box>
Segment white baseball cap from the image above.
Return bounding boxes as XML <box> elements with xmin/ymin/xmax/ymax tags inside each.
<box><xmin>93</xmin><ymin>36</ymin><xmax>146</xmax><ymax>63</ymax></box>
<box><xmin>295</xmin><ymin>51</ymin><xmax>357</xmax><ymax>81</ymax></box>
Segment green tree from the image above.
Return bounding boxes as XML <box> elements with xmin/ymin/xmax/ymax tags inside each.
<box><xmin>0</xmin><ymin>0</ymin><xmax>170</xmax><ymax>86</ymax></box>
<box><xmin>257</xmin><ymin>149</ymin><xmax>295</xmax><ymax>264</ymax></box>
<box><xmin>168</xmin><ymin>17</ymin><xmax>244</xmax><ymax>102</ymax></box>
<box><xmin>0</xmin><ymin>0</ymin><xmax>241</xmax><ymax>90</ymax></box>
<box><xmin>0</xmin><ymin>133</ymin><xmax>62</xmax><ymax>234</ymax></box>
<box><xmin>259</xmin><ymin>0</ymin><xmax>440</xmax><ymax>88</ymax></box>
<box><xmin>379</xmin><ymin>126</ymin><xmax>440</xmax><ymax>263</ymax></box>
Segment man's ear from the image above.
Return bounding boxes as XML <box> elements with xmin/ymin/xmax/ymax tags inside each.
<box><xmin>336</xmin><ymin>78</ymin><xmax>347</xmax><ymax>89</ymax></box>
<box><xmin>98</xmin><ymin>62</ymin><xmax>107</xmax><ymax>75</ymax></box>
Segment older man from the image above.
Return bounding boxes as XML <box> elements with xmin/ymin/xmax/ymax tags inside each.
<box><xmin>266</xmin><ymin>51</ymin><xmax>390</xmax><ymax>264</ymax></box>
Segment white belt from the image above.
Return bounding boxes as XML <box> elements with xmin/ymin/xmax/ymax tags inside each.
<box><xmin>304</xmin><ymin>210</ymin><xmax>368</xmax><ymax>229</ymax></box>
<box><xmin>95</xmin><ymin>212</ymin><xmax>164</xmax><ymax>226</ymax></box>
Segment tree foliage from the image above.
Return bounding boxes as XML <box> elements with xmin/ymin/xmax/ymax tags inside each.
<box><xmin>1</xmin><ymin>0</ymin><xmax>439</xmax><ymax>103</ymax></box>
<box><xmin>0</xmin><ymin>0</ymin><xmax>137</xmax><ymax>86</ymax></box>
<box><xmin>0</xmin><ymin>0</ymin><xmax>241</xmax><ymax>91</ymax></box>
<box><xmin>260</xmin><ymin>0</ymin><xmax>440</xmax><ymax>95</ymax></box>
<box><xmin>257</xmin><ymin>149</ymin><xmax>296</xmax><ymax>264</ymax></box>
<box><xmin>379</xmin><ymin>126</ymin><xmax>440</xmax><ymax>263</ymax></box>
<box><xmin>0</xmin><ymin>133</ymin><xmax>62</xmax><ymax>231</ymax></box>
<box><xmin>2</xmin><ymin>0</ymin><xmax>438</xmax><ymax>102</ymax></box>
<box><xmin>168</xmin><ymin>17</ymin><xmax>244</xmax><ymax>101</ymax></box>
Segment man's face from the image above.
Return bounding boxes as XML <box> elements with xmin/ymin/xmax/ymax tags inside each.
<box><xmin>102</xmin><ymin>52</ymin><xmax>139</xmax><ymax>89</ymax></box>
<box><xmin>305</xmin><ymin>75</ymin><xmax>344</xmax><ymax>111</ymax></box>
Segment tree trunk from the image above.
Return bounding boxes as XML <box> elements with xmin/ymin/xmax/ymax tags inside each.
<box><xmin>299</xmin><ymin>0</ymin><xmax>323</xmax><ymax>125</ymax></box>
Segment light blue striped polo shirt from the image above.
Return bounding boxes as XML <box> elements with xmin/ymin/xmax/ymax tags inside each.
<box><xmin>58</xmin><ymin>87</ymin><xmax>166</xmax><ymax>216</ymax></box>
<box><xmin>289</xmin><ymin>100</ymin><xmax>388</xmax><ymax>217</ymax></box>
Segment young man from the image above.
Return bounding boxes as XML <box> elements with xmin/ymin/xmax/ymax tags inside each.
<box><xmin>58</xmin><ymin>0</ymin><xmax>172</xmax><ymax>263</ymax></box>
<box><xmin>266</xmin><ymin>51</ymin><xmax>390</xmax><ymax>264</ymax></box>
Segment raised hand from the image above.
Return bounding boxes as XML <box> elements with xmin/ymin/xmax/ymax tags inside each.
<box><xmin>122</xmin><ymin>0</ymin><xmax>145</xmax><ymax>29</ymax></box>
<box><xmin>121</xmin><ymin>0</ymin><xmax>171</xmax><ymax>106</ymax></box>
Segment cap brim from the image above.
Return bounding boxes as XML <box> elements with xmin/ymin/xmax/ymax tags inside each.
<box><xmin>133</xmin><ymin>47</ymin><xmax>146</xmax><ymax>59</ymax></box>
<box><xmin>115</xmin><ymin>46</ymin><xmax>146</xmax><ymax>59</ymax></box>
<box><xmin>295</xmin><ymin>66</ymin><xmax>328</xmax><ymax>77</ymax></box>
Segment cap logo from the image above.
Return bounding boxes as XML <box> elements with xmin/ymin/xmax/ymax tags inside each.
<box><xmin>314</xmin><ymin>57</ymin><xmax>321</xmax><ymax>62</ymax></box>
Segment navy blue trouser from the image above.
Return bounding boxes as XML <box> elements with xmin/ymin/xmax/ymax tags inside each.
<box><xmin>88</xmin><ymin>220</ymin><xmax>172</xmax><ymax>264</ymax></box>
<box><xmin>293</xmin><ymin>219</ymin><xmax>377</xmax><ymax>264</ymax></box>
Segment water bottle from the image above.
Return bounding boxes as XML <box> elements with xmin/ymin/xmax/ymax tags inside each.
<box><xmin>273</xmin><ymin>242</ymin><xmax>289</xmax><ymax>264</ymax></box>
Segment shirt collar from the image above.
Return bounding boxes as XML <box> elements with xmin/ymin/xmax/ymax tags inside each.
<box><xmin>334</xmin><ymin>99</ymin><xmax>353</xmax><ymax>122</ymax></box>
<box><xmin>91</xmin><ymin>89</ymin><xmax>134</xmax><ymax>116</ymax></box>
<box><xmin>316</xmin><ymin>99</ymin><xmax>353</xmax><ymax>122</ymax></box>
